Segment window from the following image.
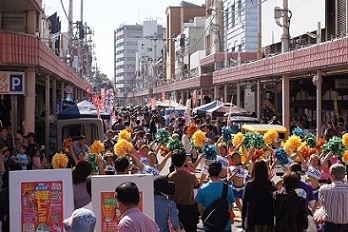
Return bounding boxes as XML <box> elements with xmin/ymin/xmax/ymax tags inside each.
<box><xmin>231</xmin><ymin>5</ymin><xmax>235</xmax><ymax>28</ymax></box>
<box><xmin>237</xmin><ymin>0</ymin><xmax>242</xmax><ymax>17</ymax></box>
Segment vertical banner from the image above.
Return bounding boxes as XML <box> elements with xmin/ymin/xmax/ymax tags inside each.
<box><xmin>100</xmin><ymin>88</ymin><xmax>106</xmax><ymax>111</ymax></box>
<box><xmin>10</xmin><ymin>169</ymin><xmax>74</xmax><ymax>232</ymax></box>
<box><xmin>150</xmin><ymin>98</ymin><xmax>156</xmax><ymax>111</ymax></box>
<box><xmin>192</xmin><ymin>90</ymin><xmax>197</xmax><ymax>108</ymax></box>
<box><xmin>92</xmin><ymin>175</ymin><xmax>154</xmax><ymax>232</ymax></box>
<box><xmin>161</xmin><ymin>92</ymin><xmax>165</xmax><ymax>102</ymax></box>
<box><xmin>21</xmin><ymin>181</ymin><xmax>63</xmax><ymax>232</ymax></box>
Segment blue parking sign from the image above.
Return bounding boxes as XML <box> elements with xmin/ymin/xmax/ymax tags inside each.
<box><xmin>10</xmin><ymin>74</ymin><xmax>24</xmax><ymax>93</ymax></box>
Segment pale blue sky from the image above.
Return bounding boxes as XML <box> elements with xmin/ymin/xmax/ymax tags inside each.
<box><xmin>43</xmin><ymin>0</ymin><xmax>204</xmax><ymax>79</ymax></box>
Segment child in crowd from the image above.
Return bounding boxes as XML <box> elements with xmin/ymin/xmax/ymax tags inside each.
<box><xmin>16</xmin><ymin>145</ymin><xmax>29</xmax><ymax>170</ymax></box>
<box><xmin>31</xmin><ymin>149</ymin><xmax>41</xmax><ymax>169</ymax></box>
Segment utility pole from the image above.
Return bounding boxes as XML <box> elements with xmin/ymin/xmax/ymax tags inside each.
<box><xmin>257</xmin><ymin>0</ymin><xmax>262</xmax><ymax>59</ymax></box>
<box><xmin>68</xmin><ymin>0</ymin><xmax>73</xmax><ymax>55</ymax></box>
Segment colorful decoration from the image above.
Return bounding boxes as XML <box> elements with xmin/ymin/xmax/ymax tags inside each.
<box><xmin>243</xmin><ymin>132</ymin><xmax>254</xmax><ymax>149</ymax></box>
<box><xmin>88</xmin><ymin>153</ymin><xmax>102</xmax><ymax>173</ymax></box>
<box><xmin>167</xmin><ymin>139</ymin><xmax>185</xmax><ymax>152</ymax></box>
<box><xmin>232</xmin><ymin>132</ymin><xmax>244</xmax><ymax>147</ymax></box>
<box><xmin>192</xmin><ymin>130</ymin><xmax>206</xmax><ymax>148</ymax></box>
<box><xmin>89</xmin><ymin>140</ymin><xmax>105</xmax><ymax>154</ymax></box>
<box><xmin>283</xmin><ymin>135</ymin><xmax>302</xmax><ymax>154</ymax></box>
<box><xmin>342</xmin><ymin>133</ymin><xmax>348</xmax><ymax>147</ymax></box>
<box><xmin>263</xmin><ymin>130</ymin><xmax>279</xmax><ymax>145</ymax></box>
<box><xmin>292</xmin><ymin>127</ymin><xmax>304</xmax><ymax>138</ymax></box>
<box><xmin>251</xmin><ymin>149</ymin><xmax>265</xmax><ymax>162</ymax></box>
<box><xmin>322</xmin><ymin>136</ymin><xmax>345</xmax><ymax>157</ymax></box>
<box><xmin>254</xmin><ymin>134</ymin><xmax>265</xmax><ymax>149</ymax></box>
<box><xmin>274</xmin><ymin>148</ymin><xmax>289</xmax><ymax>166</ymax></box>
<box><xmin>51</xmin><ymin>152</ymin><xmax>69</xmax><ymax>169</ymax></box>
<box><xmin>342</xmin><ymin>150</ymin><xmax>348</xmax><ymax>165</ymax></box>
<box><xmin>316</xmin><ymin>138</ymin><xmax>326</xmax><ymax>148</ymax></box>
<box><xmin>159</xmin><ymin>145</ymin><xmax>169</xmax><ymax>157</ymax></box>
<box><xmin>114</xmin><ymin>139</ymin><xmax>133</xmax><ymax>157</ymax></box>
<box><xmin>185</xmin><ymin>123</ymin><xmax>198</xmax><ymax>138</ymax></box>
<box><xmin>62</xmin><ymin>138</ymin><xmax>73</xmax><ymax>153</ymax></box>
<box><xmin>118</xmin><ymin>129</ymin><xmax>131</xmax><ymax>141</ymax></box>
<box><xmin>299</xmin><ymin>146</ymin><xmax>316</xmax><ymax>160</ymax></box>
<box><xmin>221</xmin><ymin>126</ymin><xmax>233</xmax><ymax>142</ymax></box>
<box><xmin>155</xmin><ymin>128</ymin><xmax>170</xmax><ymax>146</ymax></box>
<box><xmin>203</xmin><ymin>144</ymin><xmax>217</xmax><ymax>161</ymax></box>
<box><xmin>303</xmin><ymin>133</ymin><xmax>316</xmax><ymax>148</ymax></box>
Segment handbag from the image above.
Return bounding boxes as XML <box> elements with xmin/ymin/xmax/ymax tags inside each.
<box><xmin>167</xmin><ymin>201</ymin><xmax>184</xmax><ymax>232</ymax></box>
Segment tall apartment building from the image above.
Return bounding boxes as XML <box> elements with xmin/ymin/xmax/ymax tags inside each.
<box><xmin>114</xmin><ymin>24</ymin><xmax>143</xmax><ymax>105</ymax></box>
<box><xmin>165</xmin><ymin>1</ymin><xmax>206</xmax><ymax>81</ymax></box>
<box><xmin>224</xmin><ymin>0</ymin><xmax>259</xmax><ymax>53</ymax></box>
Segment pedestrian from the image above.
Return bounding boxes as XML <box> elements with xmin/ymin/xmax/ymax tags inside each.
<box><xmin>73</xmin><ymin>161</ymin><xmax>92</xmax><ymax>209</ymax></box>
<box><xmin>154</xmin><ymin>175</ymin><xmax>180</xmax><ymax>232</ymax></box>
<box><xmin>115</xmin><ymin>182</ymin><xmax>159</xmax><ymax>232</ymax></box>
<box><xmin>318</xmin><ymin>163</ymin><xmax>348</xmax><ymax>231</ymax></box>
<box><xmin>242</xmin><ymin>160</ymin><xmax>276</xmax><ymax>232</ymax></box>
<box><xmin>273</xmin><ymin>171</ymin><xmax>308</xmax><ymax>232</ymax></box>
<box><xmin>195</xmin><ymin>161</ymin><xmax>235</xmax><ymax>232</ymax></box>
<box><xmin>63</xmin><ymin>208</ymin><xmax>96</xmax><ymax>232</ymax></box>
<box><xmin>168</xmin><ymin>149</ymin><xmax>200</xmax><ymax>232</ymax></box>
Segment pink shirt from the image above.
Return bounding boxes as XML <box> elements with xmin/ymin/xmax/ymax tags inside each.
<box><xmin>118</xmin><ymin>208</ymin><xmax>159</xmax><ymax>232</ymax></box>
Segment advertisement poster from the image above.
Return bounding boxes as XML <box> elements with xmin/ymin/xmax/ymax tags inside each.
<box><xmin>100</xmin><ymin>191</ymin><xmax>143</xmax><ymax>232</ymax></box>
<box><xmin>21</xmin><ymin>181</ymin><xmax>63</xmax><ymax>232</ymax></box>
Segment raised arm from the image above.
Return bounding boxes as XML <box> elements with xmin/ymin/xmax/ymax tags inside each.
<box><xmin>127</xmin><ymin>150</ymin><xmax>145</xmax><ymax>172</ymax></box>
<box><xmin>158</xmin><ymin>151</ymin><xmax>172</xmax><ymax>172</ymax></box>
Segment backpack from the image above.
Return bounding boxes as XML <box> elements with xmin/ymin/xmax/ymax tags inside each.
<box><xmin>202</xmin><ymin>183</ymin><xmax>230</xmax><ymax>231</ymax></box>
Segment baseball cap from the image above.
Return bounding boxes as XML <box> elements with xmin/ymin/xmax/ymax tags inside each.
<box><xmin>330</xmin><ymin>163</ymin><xmax>346</xmax><ymax>177</ymax></box>
<box><xmin>63</xmin><ymin>208</ymin><xmax>96</xmax><ymax>232</ymax></box>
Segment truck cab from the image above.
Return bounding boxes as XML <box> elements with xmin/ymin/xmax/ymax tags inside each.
<box><xmin>57</xmin><ymin>118</ymin><xmax>105</xmax><ymax>152</ymax></box>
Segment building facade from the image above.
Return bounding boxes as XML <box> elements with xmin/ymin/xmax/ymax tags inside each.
<box><xmin>114</xmin><ymin>24</ymin><xmax>143</xmax><ymax>105</ymax></box>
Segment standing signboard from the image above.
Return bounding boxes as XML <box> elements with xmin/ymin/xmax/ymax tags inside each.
<box><xmin>92</xmin><ymin>174</ymin><xmax>154</xmax><ymax>232</ymax></box>
<box><xmin>10</xmin><ymin>169</ymin><xmax>74</xmax><ymax>232</ymax></box>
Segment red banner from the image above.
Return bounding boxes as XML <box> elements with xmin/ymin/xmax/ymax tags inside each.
<box><xmin>21</xmin><ymin>181</ymin><xmax>63</xmax><ymax>232</ymax></box>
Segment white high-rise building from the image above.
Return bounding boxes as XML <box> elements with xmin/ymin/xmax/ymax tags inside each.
<box><xmin>114</xmin><ymin>24</ymin><xmax>143</xmax><ymax>105</ymax></box>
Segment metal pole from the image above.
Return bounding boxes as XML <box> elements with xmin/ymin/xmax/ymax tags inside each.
<box><xmin>68</xmin><ymin>0</ymin><xmax>73</xmax><ymax>52</ymax></box>
<box><xmin>224</xmin><ymin>9</ymin><xmax>228</xmax><ymax>68</ymax></box>
<box><xmin>81</xmin><ymin>0</ymin><xmax>84</xmax><ymax>23</ymax></box>
<box><xmin>45</xmin><ymin>75</ymin><xmax>50</xmax><ymax>156</ymax></box>
<box><xmin>316</xmin><ymin>71</ymin><xmax>322</xmax><ymax>137</ymax></box>
<box><xmin>257</xmin><ymin>0</ymin><xmax>262</xmax><ymax>59</ymax></box>
<box><xmin>281</xmin><ymin>0</ymin><xmax>290</xmax><ymax>130</ymax></box>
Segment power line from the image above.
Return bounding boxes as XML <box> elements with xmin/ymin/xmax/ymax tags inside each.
<box><xmin>59</xmin><ymin>0</ymin><xmax>69</xmax><ymax>20</ymax></box>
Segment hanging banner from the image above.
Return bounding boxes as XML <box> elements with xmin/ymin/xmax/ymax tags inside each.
<box><xmin>150</xmin><ymin>98</ymin><xmax>156</xmax><ymax>111</ymax></box>
<box><xmin>161</xmin><ymin>92</ymin><xmax>165</xmax><ymax>102</ymax></box>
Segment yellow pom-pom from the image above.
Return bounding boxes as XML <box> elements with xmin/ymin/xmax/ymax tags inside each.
<box><xmin>192</xmin><ymin>130</ymin><xmax>206</xmax><ymax>148</ymax></box>
<box><xmin>89</xmin><ymin>140</ymin><xmax>105</xmax><ymax>154</ymax></box>
<box><xmin>342</xmin><ymin>133</ymin><xmax>348</xmax><ymax>147</ymax></box>
<box><xmin>343</xmin><ymin>150</ymin><xmax>348</xmax><ymax>165</ymax></box>
<box><xmin>114</xmin><ymin>139</ymin><xmax>133</xmax><ymax>157</ymax></box>
<box><xmin>283</xmin><ymin>135</ymin><xmax>302</xmax><ymax>154</ymax></box>
<box><xmin>233</xmin><ymin>132</ymin><xmax>244</xmax><ymax>147</ymax></box>
<box><xmin>263</xmin><ymin>130</ymin><xmax>279</xmax><ymax>144</ymax></box>
<box><xmin>51</xmin><ymin>152</ymin><xmax>69</xmax><ymax>169</ymax></box>
<box><xmin>118</xmin><ymin>129</ymin><xmax>131</xmax><ymax>141</ymax></box>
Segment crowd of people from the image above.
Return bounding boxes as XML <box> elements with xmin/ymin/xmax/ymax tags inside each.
<box><xmin>0</xmin><ymin>107</ymin><xmax>348</xmax><ymax>232</ymax></box>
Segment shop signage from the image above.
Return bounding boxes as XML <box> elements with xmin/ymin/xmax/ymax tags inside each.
<box><xmin>0</xmin><ymin>71</ymin><xmax>25</xmax><ymax>94</ymax></box>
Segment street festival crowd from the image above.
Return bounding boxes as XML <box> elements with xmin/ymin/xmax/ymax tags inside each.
<box><xmin>0</xmin><ymin>107</ymin><xmax>348</xmax><ymax>232</ymax></box>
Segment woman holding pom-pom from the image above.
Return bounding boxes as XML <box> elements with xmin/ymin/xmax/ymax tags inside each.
<box><xmin>127</xmin><ymin>148</ymin><xmax>172</xmax><ymax>177</ymax></box>
<box><xmin>227</xmin><ymin>148</ymin><xmax>254</xmax><ymax>212</ymax></box>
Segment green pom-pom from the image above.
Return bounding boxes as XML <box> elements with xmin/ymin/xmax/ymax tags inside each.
<box><xmin>203</xmin><ymin>144</ymin><xmax>217</xmax><ymax>161</ymax></box>
<box><xmin>243</xmin><ymin>132</ymin><xmax>254</xmax><ymax>149</ymax></box>
<box><xmin>155</xmin><ymin>129</ymin><xmax>170</xmax><ymax>145</ymax></box>
<box><xmin>253</xmin><ymin>134</ymin><xmax>265</xmax><ymax>149</ymax></box>
<box><xmin>88</xmin><ymin>153</ymin><xmax>100</xmax><ymax>173</ymax></box>
<box><xmin>167</xmin><ymin>139</ymin><xmax>185</xmax><ymax>152</ymax></box>
<box><xmin>322</xmin><ymin>136</ymin><xmax>345</xmax><ymax>157</ymax></box>
<box><xmin>303</xmin><ymin>133</ymin><xmax>316</xmax><ymax>148</ymax></box>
